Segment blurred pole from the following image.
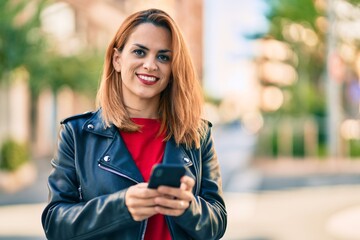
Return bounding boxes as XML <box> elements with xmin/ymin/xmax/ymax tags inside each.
<box><xmin>326</xmin><ymin>0</ymin><xmax>342</xmax><ymax>157</ymax></box>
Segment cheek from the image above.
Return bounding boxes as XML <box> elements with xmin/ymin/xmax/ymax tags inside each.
<box><xmin>160</xmin><ymin>71</ymin><xmax>171</xmax><ymax>86</ymax></box>
<box><xmin>161</xmin><ymin>78</ymin><xmax>171</xmax><ymax>92</ymax></box>
<box><xmin>163</xmin><ymin>67</ymin><xmax>172</xmax><ymax>80</ymax></box>
<box><xmin>120</xmin><ymin>64</ymin><xmax>134</xmax><ymax>79</ymax></box>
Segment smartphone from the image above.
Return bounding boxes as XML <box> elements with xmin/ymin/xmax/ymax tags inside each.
<box><xmin>148</xmin><ymin>164</ymin><xmax>186</xmax><ymax>189</ymax></box>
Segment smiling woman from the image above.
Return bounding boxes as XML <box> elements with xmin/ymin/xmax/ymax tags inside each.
<box><xmin>41</xmin><ymin>8</ymin><xmax>227</xmax><ymax>240</ymax></box>
<box><xmin>112</xmin><ymin>23</ymin><xmax>172</xmax><ymax>109</ymax></box>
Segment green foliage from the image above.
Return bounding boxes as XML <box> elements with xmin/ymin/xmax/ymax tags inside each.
<box><xmin>0</xmin><ymin>139</ymin><xmax>29</xmax><ymax>171</ymax></box>
<box><xmin>0</xmin><ymin>0</ymin><xmax>103</xmax><ymax>98</ymax></box>
<box><xmin>259</xmin><ymin>0</ymin><xmax>360</xmax><ymax>158</ymax></box>
<box><xmin>258</xmin><ymin>0</ymin><xmax>333</xmax><ymax>157</ymax></box>
<box><xmin>0</xmin><ymin>0</ymin><xmax>103</xmax><ymax>163</ymax></box>
<box><xmin>347</xmin><ymin>0</ymin><xmax>360</xmax><ymax>6</ymax></box>
<box><xmin>265</xmin><ymin>0</ymin><xmax>326</xmax><ymax>116</ymax></box>
<box><xmin>349</xmin><ymin>139</ymin><xmax>360</xmax><ymax>157</ymax></box>
<box><xmin>0</xmin><ymin>0</ymin><xmax>47</xmax><ymax>83</ymax></box>
<box><xmin>28</xmin><ymin>51</ymin><xmax>103</xmax><ymax>98</ymax></box>
<box><xmin>268</xmin><ymin>0</ymin><xmax>319</xmax><ymax>39</ymax></box>
<box><xmin>255</xmin><ymin>116</ymin><xmax>327</xmax><ymax>158</ymax></box>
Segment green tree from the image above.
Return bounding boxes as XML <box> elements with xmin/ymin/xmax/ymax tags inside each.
<box><xmin>0</xmin><ymin>0</ymin><xmax>47</xmax><ymax>169</ymax></box>
<box><xmin>266</xmin><ymin>0</ymin><xmax>326</xmax><ymax>116</ymax></box>
<box><xmin>258</xmin><ymin>0</ymin><xmax>360</xmax><ymax>157</ymax></box>
<box><xmin>0</xmin><ymin>0</ymin><xmax>47</xmax><ymax>82</ymax></box>
<box><xmin>267</xmin><ymin>0</ymin><xmax>360</xmax><ymax>115</ymax></box>
<box><xmin>0</xmin><ymin>0</ymin><xmax>103</xmax><ymax>168</ymax></box>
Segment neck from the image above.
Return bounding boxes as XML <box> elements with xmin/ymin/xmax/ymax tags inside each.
<box><xmin>127</xmin><ymin>107</ymin><xmax>159</xmax><ymax>119</ymax></box>
<box><xmin>125</xmin><ymin>99</ymin><xmax>160</xmax><ymax>119</ymax></box>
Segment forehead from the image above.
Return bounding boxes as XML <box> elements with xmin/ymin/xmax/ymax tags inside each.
<box><xmin>126</xmin><ymin>23</ymin><xmax>172</xmax><ymax>49</ymax></box>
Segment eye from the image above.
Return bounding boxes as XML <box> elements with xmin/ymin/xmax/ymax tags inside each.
<box><xmin>133</xmin><ymin>49</ymin><xmax>145</xmax><ymax>57</ymax></box>
<box><xmin>158</xmin><ymin>54</ymin><xmax>170</xmax><ymax>62</ymax></box>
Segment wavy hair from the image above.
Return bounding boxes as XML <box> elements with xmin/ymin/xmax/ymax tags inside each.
<box><xmin>96</xmin><ymin>8</ymin><xmax>206</xmax><ymax>148</ymax></box>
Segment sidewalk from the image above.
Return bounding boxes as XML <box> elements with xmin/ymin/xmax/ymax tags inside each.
<box><xmin>1</xmin><ymin>185</ymin><xmax>360</xmax><ymax>240</ymax></box>
<box><xmin>0</xmin><ymin>203</ymin><xmax>46</xmax><ymax>240</ymax></box>
<box><xmin>224</xmin><ymin>185</ymin><xmax>360</xmax><ymax>240</ymax></box>
<box><xmin>1</xmin><ymin>158</ymin><xmax>360</xmax><ymax>239</ymax></box>
<box><xmin>0</xmin><ymin>159</ymin><xmax>49</xmax><ymax>240</ymax></box>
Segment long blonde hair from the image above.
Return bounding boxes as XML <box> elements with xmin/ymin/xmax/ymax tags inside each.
<box><xmin>96</xmin><ymin>8</ymin><xmax>206</xmax><ymax>148</ymax></box>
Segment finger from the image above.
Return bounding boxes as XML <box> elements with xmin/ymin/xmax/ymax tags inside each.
<box><xmin>127</xmin><ymin>184</ymin><xmax>160</xmax><ymax>199</ymax></box>
<box><xmin>156</xmin><ymin>186</ymin><xmax>180</xmax><ymax>199</ymax></box>
<box><xmin>180</xmin><ymin>182</ymin><xmax>187</xmax><ymax>191</ymax></box>
<box><xmin>180</xmin><ymin>176</ymin><xmax>195</xmax><ymax>190</ymax></box>
<box><xmin>128</xmin><ymin>206</ymin><xmax>158</xmax><ymax>221</ymax></box>
<box><xmin>155</xmin><ymin>205</ymin><xmax>185</xmax><ymax>217</ymax></box>
<box><xmin>126</xmin><ymin>196</ymin><xmax>158</xmax><ymax>208</ymax></box>
<box><xmin>125</xmin><ymin>185</ymin><xmax>161</xmax><ymax>211</ymax></box>
<box><xmin>157</xmin><ymin>186</ymin><xmax>193</xmax><ymax>201</ymax></box>
<box><xmin>159</xmin><ymin>194</ymin><xmax>176</xmax><ymax>199</ymax></box>
<box><xmin>154</xmin><ymin>196</ymin><xmax>190</xmax><ymax>210</ymax></box>
<box><xmin>137</xmin><ymin>182</ymin><xmax>150</xmax><ymax>188</ymax></box>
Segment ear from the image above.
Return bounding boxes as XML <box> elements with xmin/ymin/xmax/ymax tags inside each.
<box><xmin>112</xmin><ymin>48</ymin><xmax>121</xmax><ymax>72</ymax></box>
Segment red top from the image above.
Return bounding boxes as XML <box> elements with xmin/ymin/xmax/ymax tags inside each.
<box><xmin>120</xmin><ymin>118</ymin><xmax>172</xmax><ymax>240</ymax></box>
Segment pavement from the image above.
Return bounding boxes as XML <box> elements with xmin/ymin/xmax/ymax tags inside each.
<box><xmin>224</xmin><ymin>185</ymin><xmax>360</xmax><ymax>240</ymax></box>
<box><xmin>1</xmin><ymin>123</ymin><xmax>360</xmax><ymax>239</ymax></box>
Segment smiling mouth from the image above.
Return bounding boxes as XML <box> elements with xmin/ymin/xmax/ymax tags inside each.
<box><xmin>137</xmin><ymin>74</ymin><xmax>159</xmax><ymax>85</ymax></box>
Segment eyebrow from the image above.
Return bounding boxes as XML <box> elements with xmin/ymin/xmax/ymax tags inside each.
<box><xmin>133</xmin><ymin>43</ymin><xmax>172</xmax><ymax>53</ymax></box>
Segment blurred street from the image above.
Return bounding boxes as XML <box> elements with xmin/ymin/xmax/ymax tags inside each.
<box><xmin>0</xmin><ymin>124</ymin><xmax>360</xmax><ymax>240</ymax></box>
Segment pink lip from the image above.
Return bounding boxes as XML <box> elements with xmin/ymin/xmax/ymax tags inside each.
<box><xmin>136</xmin><ymin>73</ymin><xmax>159</xmax><ymax>86</ymax></box>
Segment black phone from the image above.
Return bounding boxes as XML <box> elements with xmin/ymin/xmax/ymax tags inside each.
<box><xmin>148</xmin><ymin>164</ymin><xmax>186</xmax><ymax>189</ymax></box>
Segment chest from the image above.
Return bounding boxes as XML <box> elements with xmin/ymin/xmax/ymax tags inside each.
<box><xmin>73</xmin><ymin>133</ymin><xmax>201</xmax><ymax>201</ymax></box>
<box><xmin>120</xmin><ymin>127</ymin><xmax>166</xmax><ymax>181</ymax></box>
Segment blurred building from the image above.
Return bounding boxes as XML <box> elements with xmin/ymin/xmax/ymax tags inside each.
<box><xmin>9</xmin><ymin>0</ymin><xmax>359</xmax><ymax>161</ymax></box>
<box><xmin>1</xmin><ymin>0</ymin><xmax>271</xmax><ymax>159</ymax></box>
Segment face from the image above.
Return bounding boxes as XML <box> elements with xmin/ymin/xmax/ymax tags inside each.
<box><xmin>113</xmin><ymin>23</ymin><xmax>172</xmax><ymax>107</ymax></box>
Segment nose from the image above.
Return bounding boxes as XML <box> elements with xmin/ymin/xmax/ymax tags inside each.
<box><xmin>143</xmin><ymin>57</ymin><xmax>158</xmax><ymax>71</ymax></box>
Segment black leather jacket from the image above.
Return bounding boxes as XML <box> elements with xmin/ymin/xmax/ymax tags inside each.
<box><xmin>41</xmin><ymin>109</ymin><xmax>227</xmax><ymax>240</ymax></box>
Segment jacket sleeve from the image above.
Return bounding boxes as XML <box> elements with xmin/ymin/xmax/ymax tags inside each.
<box><xmin>173</xmin><ymin>125</ymin><xmax>227</xmax><ymax>240</ymax></box>
<box><xmin>41</xmin><ymin>123</ymin><xmax>139</xmax><ymax>240</ymax></box>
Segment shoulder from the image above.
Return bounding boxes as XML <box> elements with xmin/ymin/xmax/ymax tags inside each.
<box><xmin>199</xmin><ymin>119</ymin><xmax>213</xmax><ymax>143</ymax></box>
<box><xmin>60</xmin><ymin>110</ymin><xmax>96</xmax><ymax>124</ymax></box>
<box><xmin>202</xmin><ymin>119</ymin><xmax>213</xmax><ymax>128</ymax></box>
<box><xmin>200</xmin><ymin>119</ymin><xmax>213</xmax><ymax>131</ymax></box>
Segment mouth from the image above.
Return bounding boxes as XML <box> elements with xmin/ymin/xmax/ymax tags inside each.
<box><xmin>137</xmin><ymin>74</ymin><xmax>159</xmax><ymax>85</ymax></box>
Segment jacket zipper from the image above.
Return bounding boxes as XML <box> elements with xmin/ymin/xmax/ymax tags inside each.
<box><xmin>98</xmin><ymin>163</ymin><xmax>139</xmax><ymax>184</ymax></box>
<box><xmin>165</xmin><ymin>216</ymin><xmax>176</xmax><ymax>239</ymax></box>
<box><xmin>78</xmin><ymin>185</ymin><xmax>83</xmax><ymax>200</ymax></box>
<box><xmin>140</xmin><ymin>221</ymin><xmax>148</xmax><ymax>240</ymax></box>
<box><xmin>97</xmin><ymin>163</ymin><xmax>147</xmax><ymax>240</ymax></box>
<box><xmin>191</xmin><ymin>160</ymin><xmax>200</xmax><ymax>196</ymax></box>
<box><xmin>185</xmin><ymin>155</ymin><xmax>200</xmax><ymax>196</ymax></box>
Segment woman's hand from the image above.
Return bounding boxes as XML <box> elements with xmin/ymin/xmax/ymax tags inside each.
<box><xmin>154</xmin><ymin>175</ymin><xmax>195</xmax><ymax>216</ymax></box>
<box><xmin>125</xmin><ymin>183</ymin><xmax>160</xmax><ymax>221</ymax></box>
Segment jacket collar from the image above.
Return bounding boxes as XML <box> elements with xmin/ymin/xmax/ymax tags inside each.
<box><xmin>85</xmin><ymin>109</ymin><xmax>192</xmax><ymax>183</ymax></box>
<box><xmin>163</xmin><ymin>137</ymin><xmax>191</xmax><ymax>165</ymax></box>
<box><xmin>82</xmin><ymin>109</ymin><xmax>118</xmax><ymax>138</ymax></box>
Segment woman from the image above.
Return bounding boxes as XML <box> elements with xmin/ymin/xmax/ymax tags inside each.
<box><xmin>42</xmin><ymin>8</ymin><xmax>227</xmax><ymax>240</ymax></box>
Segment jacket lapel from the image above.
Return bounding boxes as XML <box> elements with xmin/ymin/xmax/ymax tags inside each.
<box><xmin>99</xmin><ymin>133</ymin><xmax>144</xmax><ymax>183</ymax></box>
<box><xmin>162</xmin><ymin>137</ymin><xmax>192</xmax><ymax>166</ymax></box>
<box><xmin>84</xmin><ymin>110</ymin><xmax>144</xmax><ymax>183</ymax></box>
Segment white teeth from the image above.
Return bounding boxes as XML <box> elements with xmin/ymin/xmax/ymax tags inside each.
<box><xmin>138</xmin><ymin>75</ymin><xmax>157</xmax><ymax>82</ymax></box>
